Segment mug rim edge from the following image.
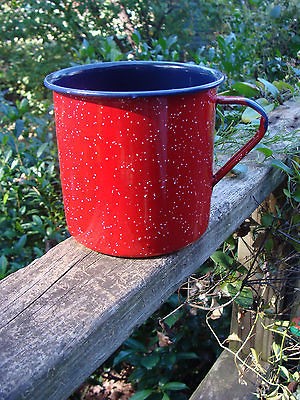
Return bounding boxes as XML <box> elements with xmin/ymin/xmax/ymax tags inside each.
<box><xmin>44</xmin><ymin>61</ymin><xmax>225</xmax><ymax>98</ymax></box>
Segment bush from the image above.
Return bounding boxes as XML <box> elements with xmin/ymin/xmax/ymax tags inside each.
<box><xmin>1</xmin><ymin>0</ymin><xmax>298</xmax><ymax>105</ymax></box>
<box><xmin>0</xmin><ymin>94</ymin><xmax>66</xmax><ymax>277</ymax></box>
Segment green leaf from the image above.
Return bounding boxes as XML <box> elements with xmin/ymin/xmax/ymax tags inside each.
<box><xmin>37</xmin><ymin>143</ymin><xmax>48</xmax><ymax>158</ymax></box>
<box><xmin>124</xmin><ymin>338</ymin><xmax>147</xmax><ymax>352</ymax></box>
<box><xmin>113</xmin><ymin>350</ymin><xmax>135</xmax><ymax>366</ymax></box>
<box><xmin>176</xmin><ymin>352</ymin><xmax>199</xmax><ymax>360</ymax></box>
<box><xmin>3</xmin><ymin>192</ymin><xmax>9</xmax><ymax>205</ymax></box>
<box><xmin>231</xmin><ymin>82</ymin><xmax>260</xmax><ymax>97</ymax></box>
<box><xmin>261</xmin><ymin>213</ymin><xmax>274</xmax><ymax>227</ymax></box>
<box><xmin>128</xmin><ymin>367</ymin><xmax>145</xmax><ymax>383</ymax></box>
<box><xmin>161</xmin><ymin>393</ymin><xmax>170</xmax><ymax>400</ymax></box>
<box><xmin>161</xmin><ymin>351</ymin><xmax>176</xmax><ymax>367</ymax></box>
<box><xmin>130</xmin><ymin>389</ymin><xmax>153</xmax><ymax>400</ymax></box>
<box><xmin>235</xmin><ymin>286</ymin><xmax>254</xmax><ymax>309</ymax></box>
<box><xmin>241</xmin><ymin>98</ymin><xmax>274</xmax><ymax>122</ymax></box>
<box><xmin>283</xmin><ymin>188</ymin><xmax>291</xmax><ymax>198</ymax></box>
<box><xmin>0</xmin><ymin>255</ymin><xmax>8</xmax><ymax>275</ymax></box>
<box><xmin>163</xmin><ymin>382</ymin><xmax>188</xmax><ymax>391</ymax></box>
<box><xmin>14</xmin><ymin>119</ymin><xmax>25</xmax><ymax>137</ymax></box>
<box><xmin>4</xmin><ymin>149</ymin><xmax>13</xmax><ymax>163</ymax></box>
<box><xmin>32</xmin><ymin>215</ymin><xmax>43</xmax><ymax>225</ymax></box>
<box><xmin>14</xmin><ymin>234</ymin><xmax>27</xmax><ymax>251</ymax></box>
<box><xmin>272</xmin><ymin>342</ymin><xmax>281</xmax><ymax>359</ymax></box>
<box><xmin>279</xmin><ymin>365</ymin><xmax>291</xmax><ymax>381</ymax></box>
<box><xmin>225</xmin><ymin>235</ymin><xmax>236</xmax><ymax>251</ymax></box>
<box><xmin>210</xmin><ymin>251</ymin><xmax>233</xmax><ymax>269</ymax></box>
<box><xmin>271</xmin><ymin>160</ymin><xmax>294</xmax><ymax>176</ymax></box>
<box><xmin>164</xmin><ymin>310</ymin><xmax>183</xmax><ymax>328</ymax></box>
<box><xmin>132</xmin><ymin>30</ymin><xmax>141</xmax><ymax>45</ymax></box>
<box><xmin>255</xmin><ymin>144</ymin><xmax>273</xmax><ymax>158</ymax></box>
<box><xmin>34</xmin><ymin>247</ymin><xmax>44</xmax><ymax>258</ymax></box>
<box><xmin>241</xmin><ymin>107</ymin><xmax>259</xmax><ymax>123</ymax></box>
<box><xmin>257</xmin><ymin>78</ymin><xmax>280</xmax><ymax>97</ymax></box>
<box><xmin>292</xmin><ymin>188</ymin><xmax>300</xmax><ymax>202</ymax></box>
<box><xmin>17</xmin><ymin>98</ymin><xmax>29</xmax><ymax>113</ymax></box>
<box><xmin>273</xmin><ymin>80</ymin><xmax>295</xmax><ymax>93</ymax></box>
<box><xmin>226</xmin><ymin>281</ymin><xmax>253</xmax><ymax>308</ymax></box>
<box><xmin>166</xmin><ymin>35</ymin><xmax>178</xmax><ymax>48</ymax></box>
<box><xmin>140</xmin><ymin>353</ymin><xmax>160</xmax><ymax>370</ymax></box>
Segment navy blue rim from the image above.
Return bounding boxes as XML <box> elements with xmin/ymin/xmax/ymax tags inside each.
<box><xmin>44</xmin><ymin>61</ymin><xmax>225</xmax><ymax>98</ymax></box>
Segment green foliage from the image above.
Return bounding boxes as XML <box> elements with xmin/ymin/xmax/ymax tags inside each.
<box><xmin>0</xmin><ymin>93</ymin><xmax>66</xmax><ymax>277</ymax></box>
<box><xmin>1</xmin><ymin>0</ymin><xmax>299</xmax><ymax>107</ymax></box>
<box><xmin>269</xmin><ymin>159</ymin><xmax>300</xmax><ymax>252</ymax></box>
<box><xmin>195</xmin><ymin>0</ymin><xmax>300</xmax><ymax>82</ymax></box>
<box><xmin>107</xmin><ymin>294</ymin><xmax>229</xmax><ymax>399</ymax></box>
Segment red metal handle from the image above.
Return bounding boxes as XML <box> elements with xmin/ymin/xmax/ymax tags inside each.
<box><xmin>213</xmin><ymin>96</ymin><xmax>269</xmax><ymax>186</ymax></box>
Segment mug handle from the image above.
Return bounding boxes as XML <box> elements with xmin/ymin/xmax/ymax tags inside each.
<box><xmin>213</xmin><ymin>96</ymin><xmax>269</xmax><ymax>186</ymax></box>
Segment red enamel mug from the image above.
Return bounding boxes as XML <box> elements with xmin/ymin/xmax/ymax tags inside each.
<box><xmin>44</xmin><ymin>61</ymin><xmax>268</xmax><ymax>257</ymax></box>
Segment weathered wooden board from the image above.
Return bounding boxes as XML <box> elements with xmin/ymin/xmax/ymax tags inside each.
<box><xmin>0</xmin><ymin>99</ymin><xmax>298</xmax><ymax>400</ymax></box>
<box><xmin>189</xmin><ymin>351</ymin><xmax>257</xmax><ymax>400</ymax></box>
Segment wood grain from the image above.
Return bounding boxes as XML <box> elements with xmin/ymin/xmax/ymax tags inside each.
<box><xmin>0</xmin><ymin>99</ymin><xmax>298</xmax><ymax>400</ymax></box>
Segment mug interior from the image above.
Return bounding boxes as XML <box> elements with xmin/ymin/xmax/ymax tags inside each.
<box><xmin>45</xmin><ymin>62</ymin><xmax>224</xmax><ymax>97</ymax></box>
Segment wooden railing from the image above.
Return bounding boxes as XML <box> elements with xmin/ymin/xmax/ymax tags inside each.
<box><xmin>0</xmin><ymin>98</ymin><xmax>298</xmax><ymax>400</ymax></box>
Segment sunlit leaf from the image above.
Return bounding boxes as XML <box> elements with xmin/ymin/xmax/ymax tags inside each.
<box><xmin>272</xmin><ymin>342</ymin><xmax>281</xmax><ymax>359</ymax></box>
<box><xmin>231</xmin><ymin>82</ymin><xmax>260</xmax><ymax>97</ymax></box>
<box><xmin>255</xmin><ymin>144</ymin><xmax>273</xmax><ymax>157</ymax></box>
<box><xmin>273</xmin><ymin>80</ymin><xmax>295</xmax><ymax>93</ymax></box>
<box><xmin>279</xmin><ymin>365</ymin><xmax>291</xmax><ymax>381</ymax></box>
<box><xmin>257</xmin><ymin>78</ymin><xmax>280</xmax><ymax>97</ymax></box>
<box><xmin>226</xmin><ymin>333</ymin><xmax>242</xmax><ymax>342</ymax></box>
<box><xmin>250</xmin><ymin>348</ymin><xmax>266</xmax><ymax>373</ymax></box>
<box><xmin>241</xmin><ymin>98</ymin><xmax>274</xmax><ymax>122</ymax></box>
<box><xmin>3</xmin><ymin>192</ymin><xmax>9</xmax><ymax>205</ymax></box>
<box><xmin>250</xmin><ymin>348</ymin><xmax>259</xmax><ymax>365</ymax></box>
